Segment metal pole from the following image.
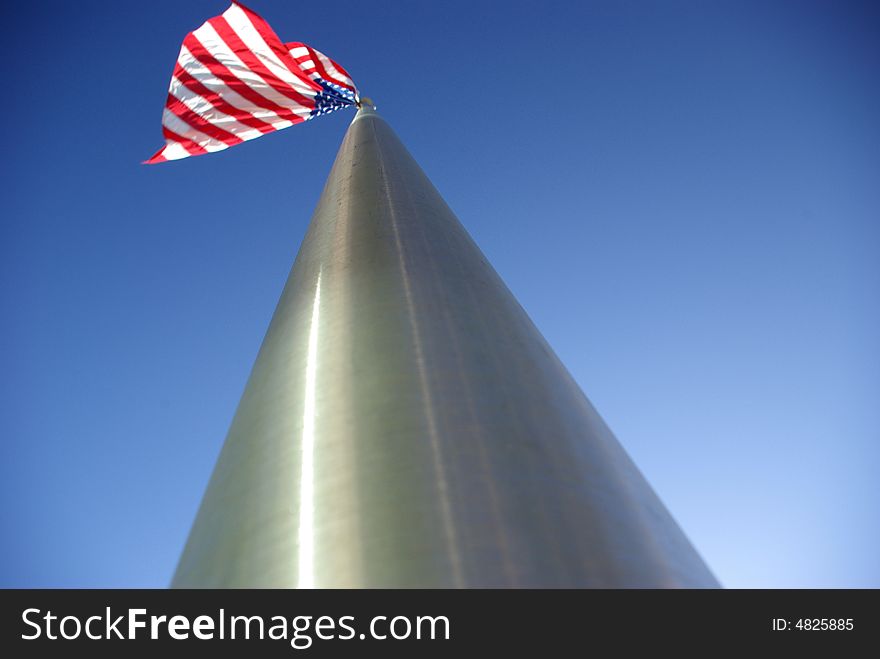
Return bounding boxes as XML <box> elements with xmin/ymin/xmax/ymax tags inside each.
<box><xmin>172</xmin><ymin>106</ymin><xmax>719</xmax><ymax>588</ymax></box>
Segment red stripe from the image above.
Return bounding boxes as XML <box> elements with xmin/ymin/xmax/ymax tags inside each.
<box><xmin>143</xmin><ymin>149</ymin><xmax>167</xmax><ymax>165</ymax></box>
<box><xmin>209</xmin><ymin>16</ymin><xmax>316</xmax><ymax>109</ymax></box>
<box><xmin>304</xmin><ymin>47</ymin><xmax>340</xmax><ymax>91</ymax></box>
<box><xmin>162</xmin><ymin>126</ymin><xmax>208</xmax><ymax>155</ymax></box>
<box><xmin>291</xmin><ymin>55</ymin><xmax>318</xmax><ymax>78</ymax></box>
<box><xmin>143</xmin><ymin>126</ymin><xmax>209</xmax><ymax>164</ymax></box>
<box><xmin>173</xmin><ymin>63</ymin><xmax>276</xmax><ymax>135</ymax></box>
<box><xmin>307</xmin><ymin>46</ymin><xmax>356</xmax><ymax>92</ymax></box>
<box><xmin>317</xmin><ymin>50</ymin><xmax>357</xmax><ymax>92</ymax></box>
<box><xmin>183</xmin><ymin>33</ymin><xmax>308</xmax><ymax>125</ymax></box>
<box><xmin>232</xmin><ymin>2</ymin><xmax>323</xmax><ymax>93</ymax></box>
<box><xmin>284</xmin><ymin>41</ymin><xmax>356</xmax><ymax>92</ymax></box>
<box><xmin>164</xmin><ymin>92</ymin><xmax>244</xmax><ymax>147</ymax></box>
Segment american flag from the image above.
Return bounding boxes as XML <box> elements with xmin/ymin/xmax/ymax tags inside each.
<box><xmin>145</xmin><ymin>2</ymin><xmax>358</xmax><ymax>164</ymax></box>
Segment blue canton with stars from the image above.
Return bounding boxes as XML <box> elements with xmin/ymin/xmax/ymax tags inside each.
<box><xmin>311</xmin><ymin>79</ymin><xmax>358</xmax><ymax>118</ymax></box>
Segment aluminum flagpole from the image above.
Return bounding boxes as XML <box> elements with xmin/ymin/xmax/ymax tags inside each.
<box><xmin>172</xmin><ymin>103</ymin><xmax>719</xmax><ymax>588</ymax></box>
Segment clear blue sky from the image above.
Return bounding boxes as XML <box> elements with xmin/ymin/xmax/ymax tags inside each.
<box><xmin>2</xmin><ymin>0</ymin><xmax>878</xmax><ymax>588</ymax></box>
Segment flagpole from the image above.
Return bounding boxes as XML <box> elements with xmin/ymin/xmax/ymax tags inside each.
<box><xmin>172</xmin><ymin>105</ymin><xmax>719</xmax><ymax>588</ymax></box>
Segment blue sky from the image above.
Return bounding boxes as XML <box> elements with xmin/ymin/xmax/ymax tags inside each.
<box><xmin>2</xmin><ymin>0</ymin><xmax>878</xmax><ymax>588</ymax></box>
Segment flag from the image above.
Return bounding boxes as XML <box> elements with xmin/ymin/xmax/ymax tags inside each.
<box><xmin>145</xmin><ymin>2</ymin><xmax>358</xmax><ymax>164</ymax></box>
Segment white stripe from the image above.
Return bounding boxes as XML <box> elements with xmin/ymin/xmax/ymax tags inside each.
<box><xmin>178</xmin><ymin>46</ymin><xmax>294</xmax><ymax>130</ymax></box>
<box><xmin>300</xmin><ymin>60</ymin><xmax>316</xmax><ymax>70</ymax></box>
<box><xmin>223</xmin><ymin>5</ymin><xmax>318</xmax><ymax>96</ymax></box>
<box><xmin>169</xmin><ymin>77</ymin><xmax>264</xmax><ymax>142</ymax></box>
<box><xmin>289</xmin><ymin>46</ymin><xmax>309</xmax><ymax>57</ymax></box>
<box><xmin>158</xmin><ymin>142</ymin><xmax>192</xmax><ymax>161</ymax></box>
<box><xmin>312</xmin><ymin>48</ymin><xmax>354</xmax><ymax>87</ymax></box>
<box><xmin>161</xmin><ymin>108</ymin><xmax>228</xmax><ymax>153</ymax></box>
<box><xmin>192</xmin><ymin>22</ymin><xmax>313</xmax><ymax>118</ymax></box>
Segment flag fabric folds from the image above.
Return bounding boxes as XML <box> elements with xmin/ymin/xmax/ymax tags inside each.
<box><xmin>145</xmin><ymin>2</ymin><xmax>358</xmax><ymax>164</ymax></box>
